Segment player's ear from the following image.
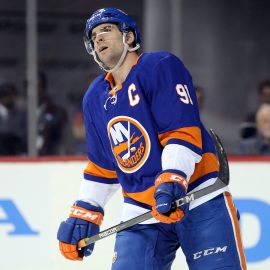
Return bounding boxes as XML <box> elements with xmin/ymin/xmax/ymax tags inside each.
<box><xmin>126</xmin><ymin>31</ymin><xmax>135</xmax><ymax>47</ymax></box>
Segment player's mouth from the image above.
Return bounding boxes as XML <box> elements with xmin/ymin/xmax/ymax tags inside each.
<box><xmin>98</xmin><ymin>45</ymin><xmax>108</xmax><ymax>53</ymax></box>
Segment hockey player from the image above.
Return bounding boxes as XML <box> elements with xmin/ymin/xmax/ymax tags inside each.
<box><xmin>57</xmin><ymin>8</ymin><xmax>246</xmax><ymax>270</ymax></box>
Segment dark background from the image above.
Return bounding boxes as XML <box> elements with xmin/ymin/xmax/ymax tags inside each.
<box><xmin>0</xmin><ymin>0</ymin><xmax>269</xmax><ymax>154</ymax></box>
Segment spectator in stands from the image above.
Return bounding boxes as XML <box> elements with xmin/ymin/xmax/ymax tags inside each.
<box><xmin>246</xmin><ymin>80</ymin><xmax>270</xmax><ymax>122</ymax></box>
<box><xmin>68</xmin><ymin>91</ymin><xmax>87</xmax><ymax>155</ymax></box>
<box><xmin>194</xmin><ymin>85</ymin><xmax>204</xmax><ymax>111</ymax></box>
<box><xmin>238</xmin><ymin>103</ymin><xmax>270</xmax><ymax>155</ymax></box>
<box><xmin>240</xmin><ymin>80</ymin><xmax>270</xmax><ymax>139</ymax></box>
<box><xmin>35</xmin><ymin>72</ymin><xmax>68</xmax><ymax>155</ymax></box>
<box><xmin>0</xmin><ymin>81</ymin><xmax>27</xmax><ymax>155</ymax></box>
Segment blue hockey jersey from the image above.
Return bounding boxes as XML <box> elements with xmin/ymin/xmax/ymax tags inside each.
<box><xmin>82</xmin><ymin>51</ymin><xmax>220</xmax><ymax>217</ymax></box>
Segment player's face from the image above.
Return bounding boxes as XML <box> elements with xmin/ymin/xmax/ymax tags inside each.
<box><xmin>260</xmin><ymin>86</ymin><xmax>270</xmax><ymax>103</ymax></box>
<box><xmin>91</xmin><ymin>23</ymin><xmax>124</xmax><ymax>68</ymax></box>
<box><xmin>257</xmin><ymin>107</ymin><xmax>270</xmax><ymax>139</ymax></box>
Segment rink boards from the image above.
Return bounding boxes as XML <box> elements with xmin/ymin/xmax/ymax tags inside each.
<box><xmin>0</xmin><ymin>157</ymin><xmax>269</xmax><ymax>270</ymax></box>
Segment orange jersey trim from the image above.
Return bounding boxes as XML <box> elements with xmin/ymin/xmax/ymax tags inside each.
<box><xmin>224</xmin><ymin>192</ymin><xmax>247</xmax><ymax>270</ymax></box>
<box><xmin>105</xmin><ymin>72</ymin><xmax>123</xmax><ymax>93</ymax></box>
<box><xmin>84</xmin><ymin>160</ymin><xmax>117</xmax><ymax>179</ymax></box>
<box><xmin>105</xmin><ymin>54</ymin><xmax>141</xmax><ymax>91</ymax></box>
<box><xmin>189</xmin><ymin>153</ymin><xmax>219</xmax><ymax>184</ymax></box>
<box><xmin>123</xmin><ymin>186</ymin><xmax>156</xmax><ymax>207</ymax></box>
<box><xmin>133</xmin><ymin>53</ymin><xmax>143</xmax><ymax>66</ymax></box>
<box><xmin>158</xmin><ymin>126</ymin><xmax>202</xmax><ymax>149</ymax></box>
<box><xmin>104</xmin><ymin>72</ymin><xmax>115</xmax><ymax>89</ymax></box>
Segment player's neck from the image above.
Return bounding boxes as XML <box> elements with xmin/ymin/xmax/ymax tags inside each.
<box><xmin>112</xmin><ymin>52</ymin><xmax>138</xmax><ymax>85</ymax></box>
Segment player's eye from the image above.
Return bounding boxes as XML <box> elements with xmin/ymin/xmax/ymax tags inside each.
<box><xmin>91</xmin><ymin>25</ymin><xmax>113</xmax><ymax>42</ymax></box>
<box><xmin>91</xmin><ymin>33</ymin><xmax>97</xmax><ymax>42</ymax></box>
<box><xmin>102</xmin><ymin>25</ymin><xmax>113</xmax><ymax>32</ymax></box>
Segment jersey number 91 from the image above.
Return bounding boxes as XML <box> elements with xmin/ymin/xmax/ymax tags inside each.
<box><xmin>176</xmin><ymin>84</ymin><xmax>193</xmax><ymax>105</ymax></box>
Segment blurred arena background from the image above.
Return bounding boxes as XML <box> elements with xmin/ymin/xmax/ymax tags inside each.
<box><xmin>0</xmin><ymin>0</ymin><xmax>269</xmax><ymax>269</ymax></box>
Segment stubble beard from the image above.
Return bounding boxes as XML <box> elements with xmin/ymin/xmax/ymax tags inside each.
<box><xmin>99</xmin><ymin>46</ymin><xmax>123</xmax><ymax>69</ymax></box>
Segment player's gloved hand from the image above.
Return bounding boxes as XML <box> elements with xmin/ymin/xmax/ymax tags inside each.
<box><xmin>57</xmin><ymin>201</ymin><xmax>104</xmax><ymax>261</ymax></box>
<box><xmin>152</xmin><ymin>170</ymin><xmax>188</xmax><ymax>224</ymax></box>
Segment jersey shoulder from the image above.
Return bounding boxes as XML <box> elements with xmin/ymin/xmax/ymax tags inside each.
<box><xmin>139</xmin><ymin>51</ymin><xmax>184</xmax><ymax>68</ymax></box>
<box><xmin>137</xmin><ymin>51</ymin><xmax>188</xmax><ymax>79</ymax></box>
<box><xmin>83</xmin><ymin>73</ymin><xmax>106</xmax><ymax>106</ymax></box>
<box><xmin>136</xmin><ymin>51</ymin><xmax>192</xmax><ymax>92</ymax></box>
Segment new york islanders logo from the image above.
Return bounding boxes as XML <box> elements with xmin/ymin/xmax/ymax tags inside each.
<box><xmin>107</xmin><ymin>116</ymin><xmax>151</xmax><ymax>173</ymax></box>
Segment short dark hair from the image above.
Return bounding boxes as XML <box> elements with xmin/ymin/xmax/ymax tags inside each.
<box><xmin>0</xmin><ymin>82</ymin><xmax>17</xmax><ymax>99</ymax></box>
<box><xmin>115</xmin><ymin>23</ymin><xmax>137</xmax><ymax>49</ymax></box>
<box><xmin>258</xmin><ymin>80</ymin><xmax>270</xmax><ymax>94</ymax></box>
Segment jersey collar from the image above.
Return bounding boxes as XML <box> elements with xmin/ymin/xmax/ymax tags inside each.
<box><xmin>104</xmin><ymin>54</ymin><xmax>143</xmax><ymax>95</ymax></box>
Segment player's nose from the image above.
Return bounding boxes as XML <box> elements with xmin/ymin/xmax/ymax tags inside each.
<box><xmin>96</xmin><ymin>33</ymin><xmax>105</xmax><ymax>43</ymax></box>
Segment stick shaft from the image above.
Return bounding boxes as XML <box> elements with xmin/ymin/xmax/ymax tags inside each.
<box><xmin>79</xmin><ymin>129</ymin><xmax>229</xmax><ymax>247</ymax></box>
<box><xmin>82</xmin><ymin>177</ymin><xmax>226</xmax><ymax>246</ymax></box>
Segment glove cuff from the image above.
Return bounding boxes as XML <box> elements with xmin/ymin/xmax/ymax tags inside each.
<box><xmin>155</xmin><ymin>170</ymin><xmax>188</xmax><ymax>192</ymax></box>
<box><xmin>75</xmin><ymin>201</ymin><xmax>104</xmax><ymax>215</ymax></box>
<box><xmin>69</xmin><ymin>201</ymin><xmax>104</xmax><ymax>226</ymax></box>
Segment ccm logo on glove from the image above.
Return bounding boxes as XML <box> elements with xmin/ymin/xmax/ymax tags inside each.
<box><xmin>152</xmin><ymin>171</ymin><xmax>188</xmax><ymax>224</ymax></box>
<box><xmin>155</xmin><ymin>172</ymin><xmax>188</xmax><ymax>191</ymax></box>
<box><xmin>57</xmin><ymin>201</ymin><xmax>104</xmax><ymax>261</ymax></box>
<box><xmin>69</xmin><ymin>206</ymin><xmax>103</xmax><ymax>226</ymax></box>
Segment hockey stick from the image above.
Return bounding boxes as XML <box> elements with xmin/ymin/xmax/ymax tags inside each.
<box><xmin>78</xmin><ymin>129</ymin><xmax>229</xmax><ymax>248</ymax></box>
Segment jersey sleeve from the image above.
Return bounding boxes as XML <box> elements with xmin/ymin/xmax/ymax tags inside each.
<box><xmin>78</xmin><ymin>94</ymin><xmax>120</xmax><ymax>208</ymax></box>
<box><xmin>146</xmin><ymin>54</ymin><xmax>202</xmax><ymax>157</ymax></box>
<box><xmin>83</xmin><ymin>95</ymin><xmax>118</xmax><ymax>185</ymax></box>
<box><xmin>144</xmin><ymin>53</ymin><xmax>203</xmax><ymax>180</ymax></box>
